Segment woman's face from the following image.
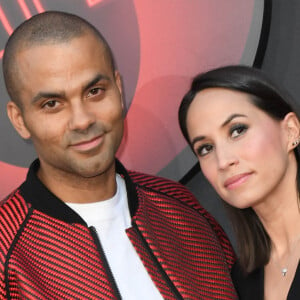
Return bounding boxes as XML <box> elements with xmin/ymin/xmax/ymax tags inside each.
<box><xmin>186</xmin><ymin>87</ymin><xmax>297</xmax><ymax>209</ymax></box>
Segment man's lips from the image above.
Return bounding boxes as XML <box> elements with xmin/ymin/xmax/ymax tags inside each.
<box><xmin>69</xmin><ymin>135</ymin><xmax>104</xmax><ymax>152</ymax></box>
<box><xmin>224</xmin><ymin>172</ymin><xmax>253</xmax><ymax>190</ymax></box>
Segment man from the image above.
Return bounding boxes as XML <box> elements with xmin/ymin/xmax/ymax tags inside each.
<box><xmin>0</xmin><ymin>11</ymin><xmax>237</xmax><ymax>299</ymax></box>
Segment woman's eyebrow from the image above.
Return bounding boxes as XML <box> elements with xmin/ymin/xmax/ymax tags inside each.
<box><xmin>221</xmin><ymin>113</ymin><xmax>247</xmax><ymax>127</ymax></box>
<box><xmin>190</xmin><ymin>114</ymin><xmax>247</xmax><ymax>148</ymax></box>
<box><xmin>191</xmin><ymin>136</ymin><xmax>205</xmax><ymax>149</ymax></box>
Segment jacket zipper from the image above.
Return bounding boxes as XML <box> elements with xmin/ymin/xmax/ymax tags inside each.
<box><xmin>132</xmin><ymin>222</ymin><xmax>184</xmax><ymax>300</ymax></box>
<box><xmin>89</xmin><ymin>226</ymin><xmax>122</xmax><ymax>300</ymax></box>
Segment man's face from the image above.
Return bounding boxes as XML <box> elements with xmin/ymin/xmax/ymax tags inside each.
<box><xmin>8</xmin><ymin>33</ymin><xmax>124</xmax><ymax>180</ymax></box>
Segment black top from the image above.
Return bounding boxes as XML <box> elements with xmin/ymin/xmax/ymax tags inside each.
<box><xmin>232</xmin><ymin>261</ymin><xmax>300</xmax><ymax>300</ymax></box>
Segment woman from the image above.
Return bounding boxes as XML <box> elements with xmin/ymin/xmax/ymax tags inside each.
<box><xmin>178</xmin><ymin>65</ymin><xmax>300</xmax><ymax>300</ymax></box>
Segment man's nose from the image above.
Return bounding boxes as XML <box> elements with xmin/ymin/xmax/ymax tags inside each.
<box><xmin>68</xmin><ymin>102</ymin><xmax>96</xmax><ymax>131</ymax></box>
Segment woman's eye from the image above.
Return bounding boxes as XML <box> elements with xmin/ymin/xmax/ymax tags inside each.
<box><xmin>196</xmin><ymin>144</ymin><xmax>213</xmax><ymax>157</ymax></box>
<box><xmin>230</xmin><ymin>124</ymin><xmax>248</xmax><ymax>138</ymax></box>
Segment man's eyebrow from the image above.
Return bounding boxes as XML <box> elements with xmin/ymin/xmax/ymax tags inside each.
<box><xmin>221</xmin><ymin>113</ymin><xmax>247</xmax><ymax>127</ymax></box>
<box><xmin>31</xmin><ymin>91</ymin><xmax>65</xmax><ymax>104</ymax></box>
<box><xmin>30</xmin><ymin>74</ymin><xmax>111</xmax><ymax>104</ymax></box>
<box><xmin>84</xmin><ymin>73</ymin><xmax>111</xmax><ymax>91</ymax></box>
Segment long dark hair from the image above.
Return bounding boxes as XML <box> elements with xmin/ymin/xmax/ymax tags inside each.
<box><xmin>178</xmin><ymin>65</ymin><xmax>300</xmax><ymax>273</ymax></box>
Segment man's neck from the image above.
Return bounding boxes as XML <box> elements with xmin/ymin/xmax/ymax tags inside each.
<box><xmin>37</xmin><ymin>164</ymin><xmax>118</xmax><ymax>203</ymax></box>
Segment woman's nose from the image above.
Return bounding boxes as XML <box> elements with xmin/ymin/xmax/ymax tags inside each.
<box><xmin>216</xmin><ymin>145</ymin><xmax>239</xmax><ymax>170</ymax></box>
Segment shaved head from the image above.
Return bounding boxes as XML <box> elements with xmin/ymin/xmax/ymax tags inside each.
<box><xmin>3</xmin><ymin>11</ymin><xmax>115</xmax><ymax>106</ymax></box>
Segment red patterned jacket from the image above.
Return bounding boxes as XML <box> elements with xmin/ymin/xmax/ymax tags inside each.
<box><xmin>0</xmin><ymin>159</ymin><xmax>237</xmax><ymax>299</ymax></box>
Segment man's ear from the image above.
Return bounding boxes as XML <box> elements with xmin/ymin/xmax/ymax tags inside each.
<box><xmin>7</xmin><ymin>101</ymin><xmax>31</xmax><ymax>139</ymax></box>
<box><xmin>114</xmin><ymin>70</ymin><xmax>124</xmax><ymax>109</ymax></box>
<box><xmin>282</xmin><ymin>112</ymin><xmax>300</xmax><ymax>151</ymax></box>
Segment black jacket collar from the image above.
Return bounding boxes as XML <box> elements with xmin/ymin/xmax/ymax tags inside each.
<box><xmin>20</xmin><ymin>159</ymin><xmax>139</xmax><ymax>224</ymax></box>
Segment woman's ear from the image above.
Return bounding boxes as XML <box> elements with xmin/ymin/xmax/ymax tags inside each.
<box><xmin>282</xmin><ymin>112</ymin><xmax>300</xmax><ymax>151</ymax></box>
<box><xmin>7</xmin><ymin>101</ymin><xmax>31</xmax><ymax>139</ymax></box>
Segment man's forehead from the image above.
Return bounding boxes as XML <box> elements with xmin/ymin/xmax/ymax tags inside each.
<box><xmin>19</xmin><ymin>32</ymin><xmax>104</xmax><ymax>52</ymax></box>
<box><xmin>15</xmin><ymin>36</ymin><xmax>108</xmax><ymax>74</ymax></box>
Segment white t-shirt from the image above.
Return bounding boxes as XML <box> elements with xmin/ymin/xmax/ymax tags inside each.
<box><xmin>66</xmin><ymin>174</ymin><xmax>163</xmax><ymax>300</ymax></box>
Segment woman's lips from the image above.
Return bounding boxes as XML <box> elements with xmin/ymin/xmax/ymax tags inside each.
<box><xmin>224</xmin><ymin>172</ymin><xmax>253</xmax><ymax>190</ymax></box>
<box><xmin>70</xmin><ymin>135</ymin><xmax>103</xmax><ymax>152</ymax></box>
